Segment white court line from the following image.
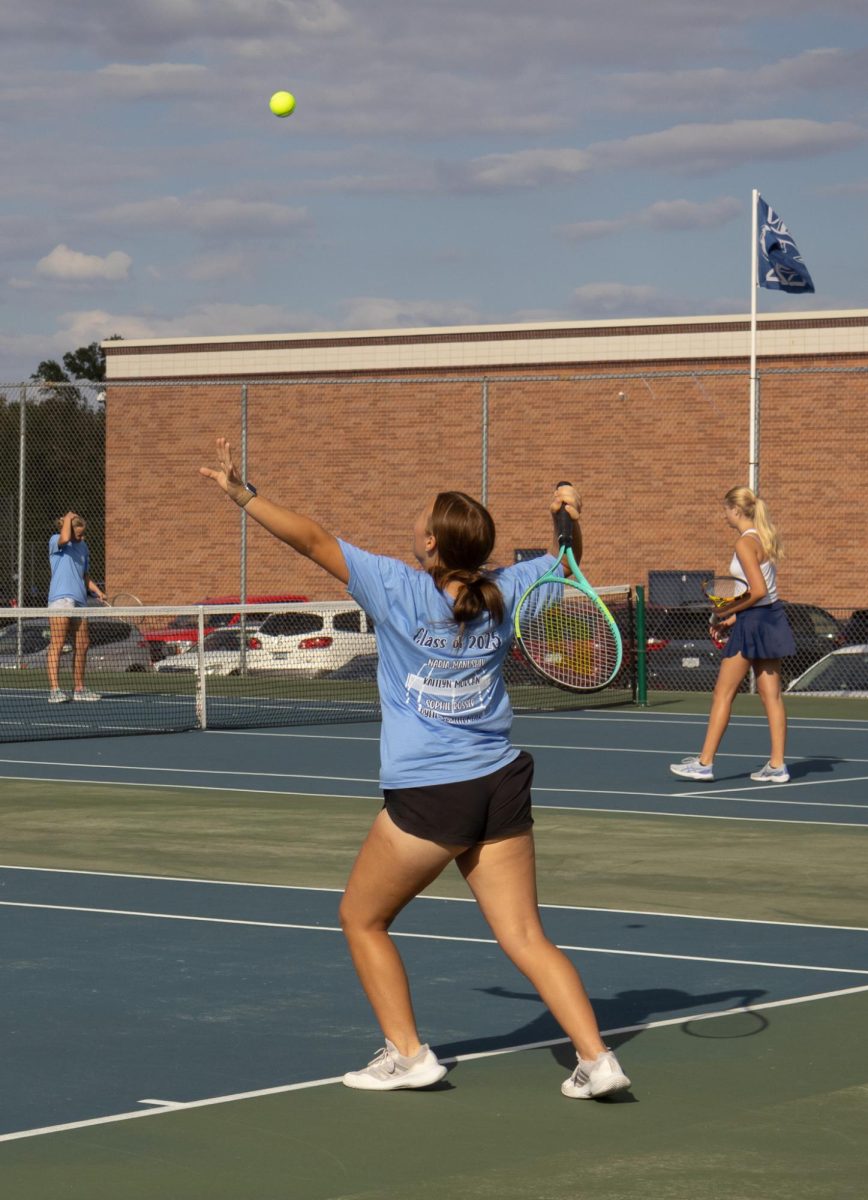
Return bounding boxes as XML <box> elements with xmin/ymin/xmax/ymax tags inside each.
<box><xmin>3</xmin><ymin>863</ymin><xmax>867</xmax><ymax>933</ymax></box>
<box><xmin>211</xmin><ymin>731</ymin><xmax>868</xmax><ymax>766</ymax></box>
<box><xmin>532</xmin><ymin>785</ymin><xmax>868</xmax><ymax>811</ymax></box>
<box><xmin>689</xmin><ymin>775</ymin><xmax>868</xmax><ymax>797</ymax></box>
<box><xmin>532</xmin><ymin>804</ymin><xmax>868</xmax><ymax>828</ymax></box>
<box><xmin>515</xmin><ymin>710</ymin><xmax>868</xmax><ymax>730</ymax></box>
<box><xmin>0</xmin><ymin>774</ymin><xmax>864</xmax><ymax>827</ymax></box>
<box><xmin>1</xmin><ymin>982</ymin><xmax>866</xmax><ymax>1144</ymax></box>
<box><xmin>2</xmin><ymin>900</ymin><xmax>866</xmax><ymax>977</ymax></box>
<box><xmin>1</xmin><ymin>758</ymin><xmax>865</xmax><ymax>808</ymax></box>
<box><xmin>0</xmin><ymin>758</ymin><xmax>380</xmax><ymax>786</ymax></box>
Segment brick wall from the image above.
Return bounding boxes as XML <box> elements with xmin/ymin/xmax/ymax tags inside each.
<box><xmin>105</xmin><ymin>356</ymin><xmax>868</xmax><ymax>612</ymax></box>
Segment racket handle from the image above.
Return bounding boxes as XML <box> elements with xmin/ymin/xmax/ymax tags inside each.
<box><xmin>555</xmin><ymin>480</ymin><xmax>574</xmax><ymax>546</ymax></box>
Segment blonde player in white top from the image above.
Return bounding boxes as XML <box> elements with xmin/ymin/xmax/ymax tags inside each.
<box><xmin>670</xmin><ymin>486</ymin><xmax>796</xmax><ymax>784</ymax></box>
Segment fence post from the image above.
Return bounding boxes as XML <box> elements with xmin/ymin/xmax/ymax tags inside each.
<box><xmin>239</xmin><ymin>383</ymin><xmax>249</xmax><ymax>674</ymax></box>
<box><xmin>635</xmin><ymin>584</ymin><xmax>647</xmax><ymax>706</ymax></box>
<box><xmin>16</xmin><ymin>384</ymin><xmax>26</xmax><ymax>611</ymax></box>
<box><xmin>481</xmin><ymin>378</ymin><xmax>489</xmax><ymax>505</ymax></box>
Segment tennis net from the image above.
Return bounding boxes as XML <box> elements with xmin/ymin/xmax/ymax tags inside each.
<box><xmin>0</xmin><ymin>592</ymin><xmax>636</xmax><ymax>743</ymax></box>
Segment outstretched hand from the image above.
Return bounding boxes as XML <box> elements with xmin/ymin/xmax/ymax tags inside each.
<box><xmin>199</xmin><ymin>437</ymin><xmax>248</xmax><ymax>504</ymax></box>
<box><xmin>551</xmin><ymin>483</ymin><xmax>581</xmax><ymax>522</ymax></box>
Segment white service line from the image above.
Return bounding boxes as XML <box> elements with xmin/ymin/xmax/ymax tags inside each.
<box><xmin>1</xmin><ymin>982</ymin><xmax>866</xmax><ymax>1144</ymax></box>
<box><xmin>2</xmin><ymin>899</ymin><xmax>866</xmax><ymax>976</ymax></box>
<box><xmin>3</xmin><ymin>863</ymin><xmax>866</xmax><ymax>932</ymax></box>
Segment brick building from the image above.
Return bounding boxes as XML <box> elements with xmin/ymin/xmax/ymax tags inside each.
<box><xmin>103</xmin><ymin>311</ymin><xmax>868</xmax><ymax>613</ymax></box>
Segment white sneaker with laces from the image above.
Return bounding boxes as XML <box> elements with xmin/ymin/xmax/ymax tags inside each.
<box><xmin>342</xmin><ymin>1039</ymin><xmax>447</xmax><ymax>1091</ymax></box>
<box><xmin>48</xmin><ymin>689</ymin><xmax>69</xmax><ymax>704</ymax></box>
<box><xmin>669</xmin><ymin>755</ymin><xmax>713</xmax><ymax>781</ymax></box>
<box><xmin>561</xmin><ymin>1049</ymin><xmax>631</xmax><ymax>1100</ymax></box>
<box><xmin>73</xmin><ymin>688</ymin><xmax>101</xmax><ymax>702</ymax></box>
<box><xmin>750</xmin><ymin>761</ymin><xmax>789</xmax><ymax>783</ymax></box>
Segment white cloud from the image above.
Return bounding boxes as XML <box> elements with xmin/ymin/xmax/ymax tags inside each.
<box><xmin>95</xmin><ymin>62</ymin><xmax>211</xmax><ymax>99</ymax></box>
<box><xmin>96</xmin><ymin>195</ymin><xmax>310</xmax><ymax>237</ymax></box>
<box><xmin>558</xmin><ymin>196</ymin><xmax>742</xmax><ymax>241</ymax></box>
<box><xmin>457</xmin><ymin>119</ymin><xmax>865</xmax><ymax>190</ymax></box>
<box><xmin>568</xmin><ymin>283</ymin><xmax>689</xmax><ymax>319</ymax></box>
<box><xmin>35</xmin><ymin>243</ymin><xmax>132</xmax><ymax>282</ymax></box>
<box><xmin>601</xmin><ymin>47</ymin><xmax>868</xmax><ymax>113</ymax></box>
<box><xmin>337</xmin><ymin>296</ymin><xmax>482</xmax><ymax>329</ymax></box>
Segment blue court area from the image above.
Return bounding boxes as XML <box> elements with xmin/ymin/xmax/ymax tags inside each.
<box><xmin>0</xmin><ymin>708</ymin><xmax>865</xmax><ymax>825</ymax></box>
<box><xmin>2</xmin><ymin>865</ymin><xmax>867</xmax><ymax>1141</ymax></box>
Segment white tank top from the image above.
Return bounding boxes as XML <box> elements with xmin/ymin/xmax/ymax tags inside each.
<box><xmin>729</xmin><ymin>529</ymin><xmax>777</xmax><ymax>606</ymax></box>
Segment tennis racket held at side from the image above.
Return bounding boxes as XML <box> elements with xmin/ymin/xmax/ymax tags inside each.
<box><xmin>702</xmin><ymin>575</ymin><xmax>749</xmax><ymax>651</ymax></box>
<box><xmin>513</xmin><ymin>482</ymin><xmax>623</xmax><ymax>692</ymax></box>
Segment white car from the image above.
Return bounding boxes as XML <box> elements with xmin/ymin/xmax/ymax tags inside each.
<box><xmin>784</xmin><ymin>644</ymin><xmax>868</xmax><ymax>698</ymax></box>
<box><xmin>155</xmin><ymin>628</ymin><xmax>262</xmax><ymax>676</ymax></box>
<box><xmin>248</xmin><ymin>605</ymin><xmax>376</xmax><ymax>675</ymax></box>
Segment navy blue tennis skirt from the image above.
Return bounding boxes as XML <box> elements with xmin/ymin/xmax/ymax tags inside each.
<box><xmin>723</xmin><ymin>600</ymin><xmax>796</xmax><ymax>661</ymax></box>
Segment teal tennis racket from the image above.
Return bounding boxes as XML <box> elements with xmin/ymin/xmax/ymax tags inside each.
<box><xmin>514</xmin><ymin>483</ymin><xmax>623</xmax><ymax>692</ymax></box>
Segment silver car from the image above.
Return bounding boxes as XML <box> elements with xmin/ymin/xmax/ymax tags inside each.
<box><xmin>0</xmin><ymin>618</ymin><xmax>152</xmax><ymax>673</ymax></box>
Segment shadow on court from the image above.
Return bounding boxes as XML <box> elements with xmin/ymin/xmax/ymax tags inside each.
<box><xmin>786</xmin><ymin>756</ymin><xmax>844</xmax><ymax>780</ymax></box>
<box><xmin>434</xmin><ymin>984</ymin><xmax>768</xmax><ymax>1069</ymax></box>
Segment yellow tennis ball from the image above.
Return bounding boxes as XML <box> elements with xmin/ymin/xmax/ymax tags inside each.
<box><xmin>269</xmin><ymin>91</ymin><xmax>296</xmax><ymax>117</ymax></box>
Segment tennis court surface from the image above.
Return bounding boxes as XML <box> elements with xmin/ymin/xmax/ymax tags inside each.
<box><xmin>1</xmin><ymin>696</ymin><xmax>866</xmax><ymax>1199</ymax></box>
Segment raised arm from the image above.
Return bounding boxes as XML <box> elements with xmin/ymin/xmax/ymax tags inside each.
<box><xmin>57</xmin><ymin>512</ymin><xmax>77</xmax><ymax>548</ymax></box>
<box><xmin>199</xmin><ymin>437</ymin><xmax>349</xmax><ymax>585</ymax></box>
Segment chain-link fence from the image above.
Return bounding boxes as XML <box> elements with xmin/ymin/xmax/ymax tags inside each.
<box><xmin>2</xmin><ymin>369</ymin><xmax>865</xmax><ymax>696</ymax></box>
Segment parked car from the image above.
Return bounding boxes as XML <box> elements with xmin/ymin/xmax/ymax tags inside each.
<box><xmin>142</xmin><ymin>594</ymin><xmax>308</xmax><ymax>660</ymax></box>
<box><xmin>785</xmin><ymin>644</ymin><xmax>868</xmax><ymax>698</ymax></box>
<box><xmin>330</xmin><ymin>652</ymin><xmax>380</xmax><ymax>681</ymax></box>
<box><xmin>154</xmin><ymin>628</ymin><xmax>265</xmax><ymax>676</ymax></box>
<box><xmin>644</xmin><ymin>602</ymin><xmax>841</xmax><ymax>691</ymax></box>
<box><xmin>0</xmin><ymin>618</ymin><xmax>151</xmax><ymax>673</ymax></box>
<box><xmin>248</xmin><ymin>606</ymin><xmax>376</xmax><ymax>675</ymax></box>
<box><xmin>836</xmin><ymin>608</ymin><xmax>868</xmax><ymax>648</ymax></box>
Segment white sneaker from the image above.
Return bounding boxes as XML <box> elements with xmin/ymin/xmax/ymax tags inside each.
<box><xmin>48</xmin><ymin>689</ymin><xmax>69</xmax><ymax>704</ymax></box>
<box><xmin>342</xmin><ymin>1039</ymin><xmax>448</xmax><ymax>1091</ymax></box>
<box><xmin>750</xmin><ymin>761</ymin><xmax>790</xmax><ymax>783</ymax></box>
<box><xmin>73</xmin><ymin>688</ymin><xmax>101</xmax><ymax>702</ymax></box>
<box><xmin>669</xmin><ymin>755</ymin><xmax>713</xmax><ymax>781</ymax></box>
<box><xmin>561</xmin><ymin>1049</ymin><xmax>631</xmax><ymax>1100</ymax></box>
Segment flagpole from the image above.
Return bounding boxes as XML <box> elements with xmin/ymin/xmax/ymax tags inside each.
<box><xmin>748</xmin><ymin>188</ymin><xmax>759</xmax><ymax>493</ymax></box>
<box><xmin>749</xmin><ymin>189</ymin><xmax>758</xmax><ymax>489</ymax></box>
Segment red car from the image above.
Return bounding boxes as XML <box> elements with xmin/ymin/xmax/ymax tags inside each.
<box><xmin>143</xmin><ymin>594</ymin><xmax>308</xmax><ymax>661</ymax></box>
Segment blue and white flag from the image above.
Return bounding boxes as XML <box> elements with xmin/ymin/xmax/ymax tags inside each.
<box><xmin>757</xmin><ymin>196</ymin><xmax>815</xmax><ymax>293</ymax></box>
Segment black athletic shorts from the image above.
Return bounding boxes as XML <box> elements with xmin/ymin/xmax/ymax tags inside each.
<box><xmin>383</xmin><ymin>750</ymin><xmax>534</xmax><ymax>847</ymax></box>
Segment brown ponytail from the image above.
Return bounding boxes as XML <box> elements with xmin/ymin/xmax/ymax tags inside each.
<box><xmin>428</xmin><ymin>491</ymin><xmax>504</xmax><ymax>626</ymax></box>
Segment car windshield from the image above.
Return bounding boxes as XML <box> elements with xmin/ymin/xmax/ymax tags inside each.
<box><xmin>259</xmin><ymin>613</ymin><xmax>324</xmax><ymax>636</ymax></box>
<box><xmin>789</xmin><ymin>652</ymin><xmax>868</xmax><ymax>693</ymax></box>
<box><xmin>649</xmin><ymin>611</ymin><xmax>712</xmax><ymax>640</ymax></box>
<box><xmin>203</xmin><ymin>631</ymin><xmax>241</xmax><ymax>651</ymax></box>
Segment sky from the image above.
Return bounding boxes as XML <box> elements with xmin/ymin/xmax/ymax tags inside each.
<box><xmin>1</xmin><ymin>0</ymin><xmax>867</xmax><ymax>381</ymax></box>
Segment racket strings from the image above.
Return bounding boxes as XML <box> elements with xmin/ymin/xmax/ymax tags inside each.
<box><xmin>517</xmin><ymin>590</ymin><xmax>620</xmax><ymax>689</ymax></box>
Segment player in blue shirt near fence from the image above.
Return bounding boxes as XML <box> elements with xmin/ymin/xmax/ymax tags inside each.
<box><xmin>201</xmin><ymin>437</ymin><xmax>631</xmax><ymax>1101</ymax></box>
<box><xmin>46</xmin><ymin>511</ymin><xmax>106</xmax><ymax>703</ymax></box>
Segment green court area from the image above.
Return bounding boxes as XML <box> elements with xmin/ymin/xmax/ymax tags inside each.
<box><xmin>2</xmin><ymin>988</ymin><xmax>865</xmax><ymax>1200</ymax></box>
<box><xmin>0</xmin><ymin>780</ymin><xmax>865</xmax><ymax>924</ymax></box>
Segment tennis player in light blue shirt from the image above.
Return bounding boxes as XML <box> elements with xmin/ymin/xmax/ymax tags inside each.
<box><xmin>201</xmin><ymin>436</ymin><xmax>632</xmax><ymax>1103</ymax></box>
<box><xmin>336</xmin><ymin>539</ymin><xmax>552</xmax><ymax>790</ymax></box>
<box><xmin>46</xmin><ymin>511</ymin><xmax>105</xmax><ymax>703</ymax></box>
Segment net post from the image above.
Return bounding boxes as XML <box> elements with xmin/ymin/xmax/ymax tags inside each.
<box><xmin>195</xmin><ymin>606</ymin><xmax>207</xmax><ymax>729</ymax></box>
<box><xmin>635</xmin><ymin>584</ymin><xmax>647</xmax><ymax>705</ymax></box>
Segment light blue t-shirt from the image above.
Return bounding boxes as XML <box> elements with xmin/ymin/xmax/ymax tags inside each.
<box><xmin>338</xmin><ymin>540</ymin><xmax>559</xmax><ymax>789</ymax></box>
<box><xmin>48</xmin><ymin>533</ymin><xmax>90</xmax><ymax>604</ymax></box>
